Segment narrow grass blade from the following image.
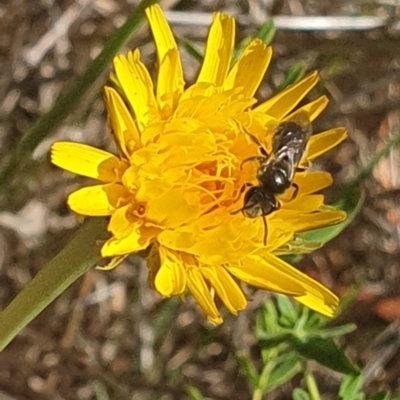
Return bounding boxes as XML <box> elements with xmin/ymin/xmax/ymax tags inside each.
<box><xmin>0</xmin><ymin>0</ymin><xmax>160</xmax><ymax>189</ymax></box>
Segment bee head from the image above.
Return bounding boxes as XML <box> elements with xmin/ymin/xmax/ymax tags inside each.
<box><xmin>242</xmin><ymin>186</ymin><xmax>279</xmax><ymax>218</ymax></box>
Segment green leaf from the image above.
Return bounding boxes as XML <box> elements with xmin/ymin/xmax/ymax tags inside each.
<box><xmin>309</xmin><ymin>324</ymin><xmax>357</xmax><ymax>340</ymax></box>
<box><xmin>276</xmin><ymin>62</ymin><xmax>306</xmax><ymax>92</ymax></box>
<box><xmin>0</xmin><ymin>218</ymin><xmax>108</xmax><ymax>351</ymax></box>
<box><xmin>299</xmin><ymin>184</ymin><xmax>364</xmax><ymax>247</ymax></box>
<box><xmin>264</xmin><ymin>354</ymin><xmax>302</xmax><ymax>392</ymax></box>
<box><xmin>178</xmin><ymin>38</ymin><xmax>203</xmax><ymax>63</ymax></box>
<box><xmin>293</xmin><ymin>337</ymin><xmax>359</xmax><ymax>375</ymax></box>
<box><xmin>369</xmin><ymin>393</ymin><xmax>392</xmax><ymax>400</ymax></box>
<box><xmin>0</xmin><ymin>0</ymin><xmax>160</xmax><ymax>189</ymax></box>
<box><xmin>300</xmin><ymin>130</ymin><xmax>400</xmax><ymax>249</ymax></box>
<box><xmin>186</xmin><ymin>385</ymin><xmax>205</xmax><ymax>400</ymax></box>
<box><xmin>236</xmin><ymin>353</ymin><xmax>259</xmax><ymax>387</ymax></box>
<box><xmin>339</xmin><ymin>375</ymin><xmax>364</xmax><ymax>400</ymax></box>
<box><xmin>256</xmin><ymin>19</ymin><xmax>276</xmax><ymax>45</ymax></box>
<box><xmin>276</xmin><ymin>294</ymin><xmax>299</xmax><ymax>326</ymax></box>
<box><xmin>255</xmin><ymin>299</ymin><xmax>280</xmax><ymax>339</ymax></box>
<box><xmin>232</xmin><ymin>19</ymin><xmax>275</xmax><ymax>63</ymax></box>
<box><xmin>292</xmin><ymin>388</ymin><xmax>311</xmax><ymax>400</ymax></box>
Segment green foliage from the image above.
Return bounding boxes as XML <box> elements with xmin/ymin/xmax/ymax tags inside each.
<box><xmin>233</xmin><ymin>19</ymin><xmax>275</xmax><ymax>63</ymax></box>
<box><xmin>276</xmin><ymin>62</ymin><xmax>306</xmax><ymax>92</ymax></box>
<box><xmin>0</xmin><ymin>0</ymin><xmax>160</xmax><ymax>190</ymax></box>
<box><xmin>256</xmin><ymin>19</ymin><xmax>276</xmax><ymax>46</ymax></box>
<box><xmin>292</xmin><ymin>388</ymin><xmax>311</xmax><ymax>400</ymax></box>
<box><xmin>293</xmin><ymin>337</ymin><xmax>358</xmax><ymax>375</ymax></box>
<box><xmin>238</xmin><ymin>296</ymin><xmax>359</xmax><ymax>399</ymax></box>
<box><xmin>178</xmin><ymin>38</ymin><xmax>204</xmax><ymax>63</ymax></box>
<box><xmin>298</xmin><ymin>184</ymin><xmax>364</xmax><ymax>250</ymax></box>
<box><xmin>240</xmin><ymin>297</ymin><xmax>400</xmax><ymax>400</ymax></box>
<box><xmin>339</xmin><ymin>375</ymin><xmax>364</xmax><ymax>400</ymax></box>
<box><xmin>186</xmin><ymin>385</ymin><xmax>206</xmax><ymax>400</ymax></box>
<box><xmin>255</xmin><ymin>296</ymin><xmax>358</xmax><ymax>375</ymax></box>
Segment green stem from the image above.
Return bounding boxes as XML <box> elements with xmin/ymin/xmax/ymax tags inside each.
<box><xmin>350</xmin><ymin>131</ymin><xmax>400</xmax><ymax>188</ymax></box>
<box><xmin>305</xmin><ymin>369</ymin><xmax>321</xmax><ymax>400</ymax></box>
<box><xmin>252</xmin><ymin>351</ymin><xmax>277</xmax><ymax>400</ymax></box>
<box><xmin>0</xmin><ymin>218</ymin><xmax>108</xmax><ymax>351</ymax></box>
<box><xmin>0</xmin><ymin>0</ymin><xmax>160</xmax><ymax>189</ymax></box>
<box><xmin>252</xmin><ymin>388</ymin><xmax>264</xmax><ymax>400</ymax></box>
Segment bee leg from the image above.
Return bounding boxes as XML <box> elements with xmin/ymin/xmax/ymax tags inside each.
<box><xmin>296</xmin><ymin>160</ymin><xmax>312</xmax><ymax>172</ymax></box>
<box><xmin>259</xmin><ymin>147</ymin><xmax>269</xmax><ymax>158</ymax></box>
<box><xmin>231</xmin><ymin>207</ymin><xmax>243</xmax><ymax>215</ymax></box>
<box><xmin>262</xmin><ymin>216</ymin><xmax>268</xmax><ymax>246</ymax></box>
<box><xmin>287</xmin><ymin>183</ymin><xmax>299</xmax><ymax>201</ymax></box>
<box><xmin>240</xmin><ymin>156</ymin><xmax>267</xmax><ymax>169</ymax></box>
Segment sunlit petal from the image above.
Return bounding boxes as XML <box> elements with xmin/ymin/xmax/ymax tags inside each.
<box><xmin>68</xmin><ymin>184</ymin><xmax>131</xmax><ymax>216</ymax></box>
<box><xmin>307</xmin><ymin>127</ymin><xmax>347</xmax><ymax>160</ymax></box>
<box><xmin>103</xmin><ymin>87</ymin><xmax>141</xmax><ymax>156</ymax></box>
<box><xmin>146</xmin><ymin>4</ymin><xmax>184</xmax><ymax>115</ymax></box>
<box><xmin>197</xmin><ymin>13</ymin><xmax>235</xmax><ymax>86</ymax></box>
<box><xmin>255</xmin><ymin>71</ymin><xmax>319</xmax><ymax>118</ymax></box>
<box><xmin>51</xmin><ymin>142</ymin><xmax>128</xmax><ymax>182</ymax></box>
<box><xmin>224</xmin><ymin>40</ymin><xmax>272</xmax><ymax>98</ymax></box>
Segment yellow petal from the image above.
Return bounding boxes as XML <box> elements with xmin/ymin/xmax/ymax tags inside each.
<box><xmin>197</xmin><ymin>13</ymin><xmax>235</xmax><ymax>86</ymax></box>
<box><xmin>51</xmin><ymin>142</ymin><xmax>127</xmax><ymax>182</ymax></box>
<box><xmin>294</xmin><ymin>172</ymin><xmax>333</xmax><ymax>196</ymax></box>
<box><xmin>154</xmin><ymin>246</ymin><xmax>187</xmax><ymax>296</ymax></box>
<box><xmin>103</xmin><ymin>87</ymin><xmax>141</xmax><ymax>156</ymax></box>
<box><xmin>113</xmin><ymin>50</ymin><xmax>158</xmax><ymax>131</ymax></box>
<box><xmin>255</xmin><ymin>71</ymin><xmax>319</xmax><ymax>118</ymax></box>
<box><xmin>186</xmin><ymin>267</ymin><xmax>222</xmax><ymax>325</ymax></box>
<box><xmin>146</xmin><ymin>188</ymin><xmax>203</xmax><ymax>228</ymax></box>
<box><xmin>284</xmin><ymin>194</ymin><xmax>324</xmax><ymax>212</ymax></box>
<box><xmin>307</xmin><ymin>127</ymin><xmax>347</xmax><ymax>161</ymax></box>
<box><xmin>286</xmin><ymin>95</ymin><xmax>329</xmax><ymax>122</ymax></box>
<box><xmin>262</xmin><ymin>254</ymin><xmax>339</xmax><ymax>317</ymax></box>
<box><xmin>224</xmin><ymin>40</ymin><xmax>272</xmax><ymax>98</ymax></box>
<box><xmin>68</xmin><ymin>183</ymin><xmax>131</xmax><ymax>216</ymax></box>
<box><xmin>230</xmin><ymin>253</ymin><xmax>338</xmax><ymax>317</ymax></box>
<box><xmin>101</xmin><ymin>223</ymin><xmax>153</xmax><ymax>257</ymax></box>
<box><xmin>230</xmin><ymin>255</ymin><xmax>304</xmax><ymax>296</ymax></box>
<box><xmin>107</xmin><ymin>204</ymin><xmax>137</xmax><ymax>237</ymax></box>
<box><xmin>146</xmin><ymin>4</ymin><xmax>184</xmax><ymax>115</ymax></box>
<box><xmin>201</xmin><ymin>266</ymin><xmax>247</xmax><ymax>315</ymax></box>
<box><xmin>284</xmin><ymin>210</ymin><xmax>347</xmax><ymax>232</ymax></box>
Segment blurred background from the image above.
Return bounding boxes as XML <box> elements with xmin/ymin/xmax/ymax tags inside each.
<box><xmin>1</xmin><ymin>0</ymin><xmax>400</xmax><ymax>399</ymax></box>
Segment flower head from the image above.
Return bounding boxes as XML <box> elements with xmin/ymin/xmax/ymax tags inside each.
<box><xmin>51</xmin><ymin>5</ymin><xmax>346</xmax><ymax>324</ymax></box>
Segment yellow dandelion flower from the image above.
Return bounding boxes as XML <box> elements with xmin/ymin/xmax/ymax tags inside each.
<box><xmin>51</xmin><ymin>5</ymin><xmax>347</xmax><ymax>324</ymax></box>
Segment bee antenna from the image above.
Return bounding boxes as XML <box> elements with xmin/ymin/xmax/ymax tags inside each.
<box><xmin>262</xmin><ymin>216</ymin><xmax>268</xmax><ymax>246</ymax></box>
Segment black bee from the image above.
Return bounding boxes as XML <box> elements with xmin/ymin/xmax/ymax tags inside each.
<box><xmin>238</xmin><ymin>115</ymin><xmax>312</xmax><ymax>244</ymax></box>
